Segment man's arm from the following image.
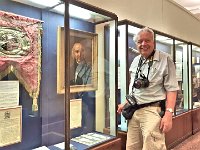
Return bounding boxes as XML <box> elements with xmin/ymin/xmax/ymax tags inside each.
<box><xmin>165</xmin><ymin>91</ymin><xmax>177</xmax><ymax>112</ymax></box>
<box><xmin>160</xmin><ymin>91</ymin><xmax>177</xmax><ymax>133</ymax></box>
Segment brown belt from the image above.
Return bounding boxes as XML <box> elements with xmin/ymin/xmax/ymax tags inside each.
<box><xmin>137</xmin><ymin>100</ymin><xmax>161</xmax><ymax>109</ymax></box>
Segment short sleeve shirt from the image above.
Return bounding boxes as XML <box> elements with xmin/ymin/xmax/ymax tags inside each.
<box><xmin>129</xmin><ymin>50</ymin><xmax>179</xmax><ymax>104</ymax></box>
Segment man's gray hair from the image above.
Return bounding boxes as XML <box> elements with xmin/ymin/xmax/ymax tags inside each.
<box><xmin>134</xmin><ymin>27</ymin><xmax>154</xmax><ymax>43</ymax></box>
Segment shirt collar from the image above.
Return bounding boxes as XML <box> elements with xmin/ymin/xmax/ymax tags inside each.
<box><xmin>141</xmin><ymin>50</ymin><xmax>159</xmax><ymax>63</ymax></box>
<box><xmin>153</xmin><ymin>50</ymin><xmax>159</xmax><ymax>61</ymax></box>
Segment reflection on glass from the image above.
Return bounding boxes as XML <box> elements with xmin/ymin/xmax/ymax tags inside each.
<box><xmin>127</xmin><ymin>25</ymin><xmax>140</xmax><ymax>68</ymax></box>
<box><xmin>117</xmin><ymin>24</ymin><xmax>141</xmax><ymax>131</ymax></box>
<box><xmin>175</xmin><ymin>40</ymin><xmax>189</xmax><ymax>114</ymax></box>
<box><xmin>155</xmin><ymin>34</ymin><xmax>173</xmax><ymax>58</ymax></box>
<box><xmin>192</xmin><ymin>45</ymin><xmax>200</xmax><ymax>108</ymax></box>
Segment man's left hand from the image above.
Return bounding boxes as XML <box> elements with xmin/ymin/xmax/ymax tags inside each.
<box><xmin>160</xmin><ymin>111</ymin><xmax>173</xmax><ymax>133</ymax></box>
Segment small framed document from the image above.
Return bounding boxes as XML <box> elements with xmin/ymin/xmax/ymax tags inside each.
<box><xmin>70</xmin><ymin>99</ymin><xmax>82</xmax><ymax>129</ymax></box>
<box><xmin>0</xmin><ymin>106</ymin><xmax>22</xmax><ymax>147</ymax></box>
<box><xmin>0</xmin><ymin>81</ymin><xmax>19</xmax><ymax>108</ymax></box>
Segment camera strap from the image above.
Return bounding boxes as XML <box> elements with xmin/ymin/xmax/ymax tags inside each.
<box><xmin>132</xmin><ymin>51</ymin><xmax>155</xmax><ymax>92</ymax></box>
<box><xmin>135</xmin><ymin>50</ymin><xmax>155</xmax><ymax>80</ymax></box>
<box><xmin>146</xmin><ymin>56</ymin><xmax>154</xmax><ymax>79</ymax></box>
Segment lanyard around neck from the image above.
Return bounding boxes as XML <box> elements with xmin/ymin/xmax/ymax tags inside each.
<box><xmin>135</xmin><ymin>51</ymin><xmax>155</xmax><ymax>79</ymax></box>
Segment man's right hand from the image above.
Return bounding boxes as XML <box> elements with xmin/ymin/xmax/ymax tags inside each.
<box><xmin>117</xmin><ymin>104</ymin><xmax>124</xmax><ymax>114</ymax></box>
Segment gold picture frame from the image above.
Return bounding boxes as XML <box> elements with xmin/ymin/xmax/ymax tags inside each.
<box><xmin>57</xmin><ymin>27</ymin><xmax>98</xmax><ymax>94</ymax></box>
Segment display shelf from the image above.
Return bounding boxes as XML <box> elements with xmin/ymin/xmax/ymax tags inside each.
<box><xmin>48</xmin><ymin>132</ymin><xmax>118</xmax><ymax>150</ymax></box>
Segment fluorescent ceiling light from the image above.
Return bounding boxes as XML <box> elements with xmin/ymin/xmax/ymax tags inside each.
<box><xmin>69</xmin><ymin>5</ymin><xmax>91</xmax><ymax>20</ymax></box>
<box><xmin>156</xmin><ymin>35</ymin><xmax>171</xmax><ymax>41</ymax></box>
<box><xmin>156</xmin><ymin>34</ymin><xmax>173</xmax><ymax>44</ymax></box>
<box><xmin>13</xmin><ymin>0</ymin><xmax>91</xmax><ymax>20</ymax></box>
<box><xmin>128</xmin><ymin>25</ymin><xmax>141</xmax><ymax>34</ymax></box>
<box><xmin>193</xmin><ymin>45</ymin><xmax>200</xmax><ymax>52</ymax></box>
<box><xmin>54</xmin><ymin>4</ymin><xmax>92</xmax><ymax>20</ymax></box>
<box><xmin>28</xmin><ymin>0</ymin><xmax>60</xmax><ymax>7</ymax></box>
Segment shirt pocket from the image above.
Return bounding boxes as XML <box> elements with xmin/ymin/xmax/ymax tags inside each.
<box><xmin>149</xmin><ymin>65</ymin><xmax>163</xmax><ymax>84</ymax></box>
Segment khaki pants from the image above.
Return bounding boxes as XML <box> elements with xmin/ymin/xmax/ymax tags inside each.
<box><xmin>126</xmin><ymin>106</ymin><xmax>166</xmax><ymax>150</ymax></box>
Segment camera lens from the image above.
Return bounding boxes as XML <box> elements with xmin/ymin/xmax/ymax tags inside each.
<box><xmin>133</xmin><ymin>79</ymin><xmax>142</xmax><ymax>89</ymax></box>
<box><xmin>133</xmin><ymin>77</ymin><xmax>149</xmax><ymax>89</ymax></box>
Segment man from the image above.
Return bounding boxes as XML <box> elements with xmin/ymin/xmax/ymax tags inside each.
<box><xmin>117</xmin><ymin>27</ymin><xmax>179</xmax><ymax>150</ymax></box>
<box><xmin>70</xmin><ymin>42</ymin><xmax>92</xmax><ymax>85</ymax></box>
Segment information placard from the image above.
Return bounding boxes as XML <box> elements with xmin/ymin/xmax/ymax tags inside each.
<box><xmin>0</xmin><ymin>81</ymin><xmax>19</xmax><ymax>108</ymax></box>
<box><xmin>0</xmin><ymin>106</ymin><xmax>22</xmax><ymax>147</ymax></box>
<box><xmin>70</xmin><ymin>99</ymin><xmax>82</xmax><ymax>129</ymax></box>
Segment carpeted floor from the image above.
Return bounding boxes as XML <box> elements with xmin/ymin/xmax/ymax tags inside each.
<box><xmin>171</xmin><ymin>131</ymin><xmax>200</xmax><ymax>150</ymax></box>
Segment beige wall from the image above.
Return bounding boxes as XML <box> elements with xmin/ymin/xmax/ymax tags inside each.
<box><xmin>81</xmin><ymin>0</ymin><xmax>200</xmax><ymax>45</ymax></box>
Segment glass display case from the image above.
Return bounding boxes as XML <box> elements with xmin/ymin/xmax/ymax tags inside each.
<box><xmin>174</xmin><ymin>40</ymin><xmax>189</xmax><ymax>114</ymax></box>
<box><xmin>155</xmin><ymin>32</ymin><xmax>190</xmax><ymax>115</ymax></box>
<box><xmin>0</xmin><ymin>0</ymin><xmax>118</xmax><ymax>150</ymax></box>
<box><xmin>191</xmin><ymin>45</ymin><xmax>200</xmax><ymax>109</ymax></box>
<box><xmin>64</xmin><ymin>1</ymin><xmax>118</xmax><ymax>150</ymax></box>
<box><xmin>117</xmin><ymin>20</ymin><xmax>191</xmax><ymax>132</ymax></box>
<box><xmin>117</xmin><ymin>20</ymin><xmax>185</xmax><ymax>130</ymax></box>
<box><xmin>155</xmin><ymin>34</ymin><xmax>173</xmax><ymax>58</ymax></box>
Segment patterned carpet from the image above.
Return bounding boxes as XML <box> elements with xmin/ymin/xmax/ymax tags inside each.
<box><xmin>171</xmin><ymin>131</ymin><xmax>200</xmax><ymax>150</ymax></box>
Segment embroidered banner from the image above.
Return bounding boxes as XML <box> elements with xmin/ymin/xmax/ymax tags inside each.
<box><xmin>0</xmin><ymin>10</ymin><xmax>42</xmax><ymax>111</ymax></box>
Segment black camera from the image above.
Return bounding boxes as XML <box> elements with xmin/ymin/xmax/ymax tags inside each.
<box><xmin>126</xmin><ymin>95</ymin><xmax>137</xmax><ymax>106</ymax></box>
<box><xmin>133</xmin><ymin>74</ymin><xmax>149</xmax><ymax>89</ymax></box>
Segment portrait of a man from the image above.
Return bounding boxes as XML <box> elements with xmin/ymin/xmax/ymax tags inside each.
<box><xmin>57</xmin><ymin>27</ymin><xmax>98</xmax><ymax>94</ymax></box>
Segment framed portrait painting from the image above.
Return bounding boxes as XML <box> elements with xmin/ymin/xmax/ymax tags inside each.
<box><xmin>57</xmin><ymin>27</ymin><xmax>98</xmax><ymax>94</ymax></box>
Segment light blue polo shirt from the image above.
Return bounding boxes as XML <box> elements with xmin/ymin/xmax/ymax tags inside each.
<box><xmin>129</xmin><ymin>50</ymin><xmax>179</xmax><ymax>104</ymax></box>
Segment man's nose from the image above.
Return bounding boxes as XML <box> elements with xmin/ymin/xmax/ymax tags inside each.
<box><xmin>141</xmin><ymin>40</ymin><xmax>147</xmax><ymax>45</ymax></box>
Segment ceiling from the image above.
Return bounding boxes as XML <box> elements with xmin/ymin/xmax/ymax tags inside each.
<box><xmin>173</xmin><ymin>0</ymin><xmax>200</xmax><ymax>19</ymax></box>
<box><xmin>12</xmin><ymin>0</ymin><xmax>200</xmax><ymax>20</ymax></box>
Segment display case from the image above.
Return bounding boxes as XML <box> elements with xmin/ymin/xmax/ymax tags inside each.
<box><xmin>0</xmin><ymin>0</ymin><xmax>119</xmax><ymax>150</ymax></box>
<box><xmin>191</xmin><ymin>44</ymin><xmax>200</xmax><ymax>109</ymax></box>
<box><xmin>174</xmin><ymin>39</ymin><xmax>189</xmax><ymax>114</ymax></box>
<box><xmin>155</xmin><ymin>33</ymin><xmax>190</xmax><ymax>115</ymax></box>
<box><xmin>191</xmin><ymin>44</ymin><xmax>200</xmax><ymax>134</ymax></box>
<box><xmin>117</xmin><ymin>19</ymin><xmax>191</xmax><ymax>118</ymax></box>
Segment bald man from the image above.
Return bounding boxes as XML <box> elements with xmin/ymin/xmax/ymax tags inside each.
<box><xmin>70</xmin><ymin>43</ymin><xmax>92</xmax><ymax>85</ymax></box>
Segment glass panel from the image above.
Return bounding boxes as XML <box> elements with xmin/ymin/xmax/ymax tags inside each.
<box><xmin>118</xmin><ymin>24</ymin><xmax>127</xmax><ymax>131</ymax></box>
<box><xmin>155</xmin><ymin>34</ymin><xmax>173</xmax><ymax>58</ymax></box>
<box><xmin>175</xmin><ymin>40</ymin><xmax>189</xmax><ymax>114</ymax></box>
<box><xmin>192</xmin><ymin>45</ymin><xmax>200</xmax><ymax>109</ymax></box>
<box><xmin>117</xmin><ymin>24</ymin><xmax>140</xmax><ymax>131</ymax></box>
<box><xmin>127</xmin><ymin>25</ymin><xmax>141</xmax><ymax>68</ymax></box>
<box><xmin>69</xmin><ymin>4</ymin><xmax>117</xmax><ymax>150</ymax></box>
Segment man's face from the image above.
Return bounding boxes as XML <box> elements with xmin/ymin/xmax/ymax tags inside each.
<box><xmin>136</xmin><ymin>31</ymin><xmax>154</xmax><ymax>59</ymax></box>
<box><xmin>73</xmin><ymin>44</ymin><xmax>84</xmax><ymax>64</ymax></box>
